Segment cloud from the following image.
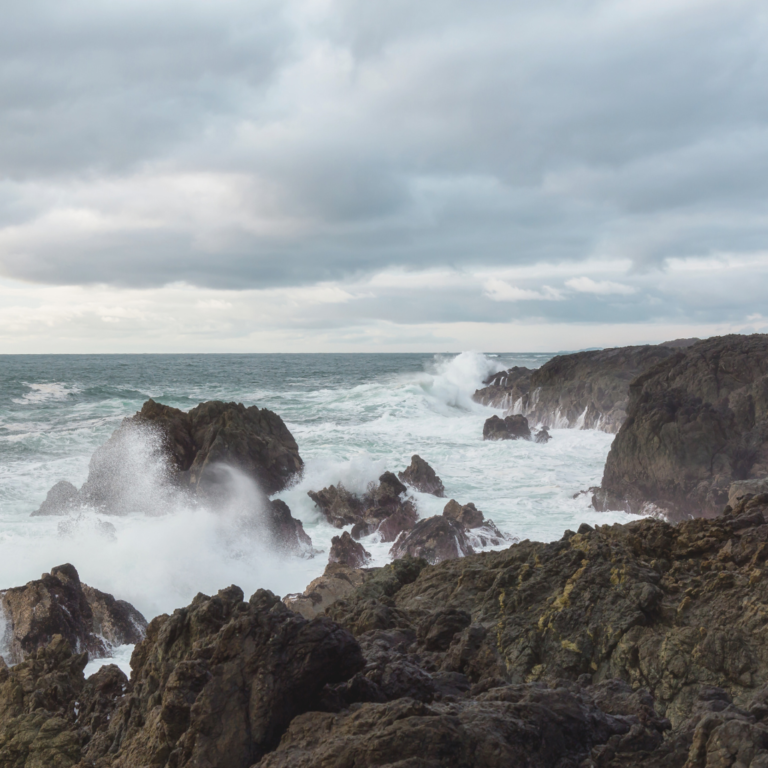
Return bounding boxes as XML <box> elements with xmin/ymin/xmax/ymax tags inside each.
<box><xmin>484</xmin><ymin>278</ymin><xmax>563</xmax><ymax>302</ymax></box>
<box><xmin>565</xmin><ymin>277</ymin><xmax>636</xmax><ymax>295</ymax></box>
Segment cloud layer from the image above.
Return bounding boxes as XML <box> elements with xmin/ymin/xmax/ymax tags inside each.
<box><xmin>1</xmin><ymin>0</ymin><xmax>767</xmax><ymax>348</ymax></box>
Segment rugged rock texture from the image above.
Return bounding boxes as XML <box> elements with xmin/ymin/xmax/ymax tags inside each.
<box><xmin>34</xmin><ymin>399</ymin><xmax>310</xmax><ymax>552</ymax></box>
<box><xmin>283</xmin><ymin>564</ymin><xmax>371</xmax><ymax>620</ymax></box>
<box><xmin>594</xmin><ymin>334</ymin><xmax>768</xmax><ymax>519</ymax></box>
<box><xmin>474</xmin><ymin>344</ymin><xmax>679</xmax><ymax>433</ymax></box>
<box><xmin>329</xmin><ymin>532</ymin><xmax>371</xmax><ymax>569</ymax></box>
<box><xmin>390</xmin><ymin>516</ymin><xmax>474</xmax><ymax>564</ymax></box>
<box><xmin>309</xmin><ymin>473</ymin><xmax>417</xmax><ymax>543</ymax></box>
<box><xmin>535</xmin><ymin>426</ymin><xmax>551</xmax><ymax>443</ymax></box>
<box><xmin>0</xmin><ymin>564</ymin><xmax>146</xmax><ymax>665</ymax></box>
<box><xmin>398</xmin><ymin>455</ymin><xmax>446</xmax><ymax>497</ymax></box>
<box><xmin>442</xmin><ymin>500</ymin><xmax>508</xmax><ymax>548</ymax></box>
<box><xmin>482</xmin><ymin>414</ymin><xmax>531</xmax><ymax>441</ymax></box>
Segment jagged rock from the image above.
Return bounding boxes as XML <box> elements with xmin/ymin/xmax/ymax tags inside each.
<box><xmin>474</xmin><ymin>344</ymin><xmax>679</xmax><ymax>433</ymax></box>
<box><xmin>443</xmin><ymin>499</ymin><xmax>484</xmax><ymax>529</ymax></box>
<box><xmin>398</xmin><ymin>455</ymin><xmax>446</xmax><ymax>497</ymax></box>
<box><xmin>309</xmin><ymin>473</ymin><xmax>416</xmax><ymax>542</ymax></box>
<box><xmin>728</xmin><ymin>479</ymin><xmax>768</xmax><ymax>509</ymax></box>
<box><xmin>32</xmin><ymin>479</ymin><xmax>80</xmax><ymax>516</ymax></box>
<box><xmin>594</xmin><ymin>334</ymin><xmax>768</xmax><ymax>519</ymax></box>
<box><xmin>329</xmin><ymin>531</ymin><xmax>371</xmax><ymax>569</ymax></box>
<box><xmin>35</xmin><ymin>399</ymin><xmax>304</xmax><ymax>517</ymax></box>
<box><xmin>534</xmin><ymin>426</ymin><xmax>551</xmax><ymax>443</ymax></box>
<box><xmin>0</xmin><ymin>563</ymin><xmax>146</xmax><ymax>664</ymax></box>
<box><xmin>390</xmin><ymin>516</ymin><xmax>474</xmax><ymax>564</ymax></box>
<box><xmin>266</xmin><ymin>499</ymin><xmax>312</xmax><ymax>554</ymax></box>
<box><xmin>83</xmin><ymin>586</ymin><xmax>364</xmax><ymax>767</ymax></box>
<box><xmin>283</xmin><ymin>563</ymin><xmax>371</xmax><ymax>620</ymax></box>
<box><xmin>482</xmin><ymin>414</ymin><xmax>531</xmax><ymax>441</ymax></box>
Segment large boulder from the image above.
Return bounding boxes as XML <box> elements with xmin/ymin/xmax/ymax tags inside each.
<box><xmin>474</xmin><ymin>343</ymin><xmax>682</xmax><ymax>433</ymax></box>
<box><xmin>35</xmin><ymin>399</ymin><xmax>304</xmax><ymax>515</ymax></box>
<box><xmin>0</xmin><ymin>564</ymin><xmax>146</xmax><ymax>664</ymax></box>
<box><xmin>266</xmin><ymin>499</ymin><xmax>312</xmax><ymax>555</ymax></box>
<box><xmin>390</xmin><ymin>516</ymin><xmax>474</xmax><ymax>564</ymax></box>
<box><xmin>594</xmin><ymin>334</ymin><xmax>768</xmax><ymax>519</ymax></box>
<box><xmin>482</xmin><ymin>414</ymin><xmax>531</xmax><ymax>441</ymax></box>
<box><xmin>329</xmin><ymin>531</ymin><xmax>371</xmax><ymax>569</ymax></box>
<box><xmin>398</xmin><ymin>455</ymin><xmax>446</xmax><ymax>497</ymax></box>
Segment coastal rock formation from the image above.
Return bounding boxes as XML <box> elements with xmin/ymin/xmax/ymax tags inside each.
<box><xmin>594</xmin><ymin>334</ymin><xmax>768</xmax><ymax>519</ymax></box>
<box><xmin>398</xmin><ymin>454</ymin><xmax>446</xmax><ymax>497</ymax></box>
<box><xmin>33</xmin><ymin>399</ymin><xmax>311</xmax><ymax>552</ymax></box>
<box><xmin>9</xmin><ymin>503</ymin><xmax>768</xmax><ymax>765</ymax></box>
<box><xmin>390</xmin><ymin>516</ymin><xmax>474</xmax><ymax>564</ymax></box>
<box><xmin>474</xmin><ymin>343</ymin><xmax>681</xmax><ymax>433</ymax></box>
<box><xmin>482</xmin><ymin>413</ymin><xmax>531</xmax><ymax>440</ymax></box>
<box><xmin>443</xmin><ymin>500</ymin><xmax>508</xmax><ymax>548</ymax></box>
<box><xmin>0</xmin><ymin>563</ymin><xmax>146</xmax><ymax>664</ymax></box>
<box><xmin>534</xmin><ymin>426</ymin><xmax>551</xmax><ymax>443</ymax></box>
<box><xmin>283</xmin><ymin>563</ymin><xmax>371</xmax><ymax>619</ymax></box>
<box><xmin>309</xmin><ymin>472</ymin><xmax>417</xmax><ymax>542</ymax></box>
<box><xmin>329</xmin><ymin>531</ymin><xmax>371</xmax><ymax>568</ymax></box>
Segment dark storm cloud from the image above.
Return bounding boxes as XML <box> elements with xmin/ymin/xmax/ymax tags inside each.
<box><xmin>1</xmin><ymin>0</ymin><xmax>767</xmax><ymax>330</ymax></box>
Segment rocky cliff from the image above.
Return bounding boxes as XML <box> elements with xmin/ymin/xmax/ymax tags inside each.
<box><xmin>474</xmin><ymin>344</ymin><xmax>681</xmax><ymax>433</ymax></box>
<box><xmin>594</xmin><ymin>334</ymin><xmax>768</xmax><ymax>519</ymax></box>
<box><xmin>5</xmin><ymin>501</ymin><xmax>768</xmax><ymax>766</ymax></box>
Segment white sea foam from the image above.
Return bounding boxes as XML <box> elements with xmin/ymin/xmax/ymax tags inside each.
<box><xmin>12</xmin><ymin>382</ymin><xmax>81</xmax><ymax>405</ymax></box>
<box><xmin>84</xmin><ymin>643</ymin><xmax>134</xmax><ymax>679</ymax></box>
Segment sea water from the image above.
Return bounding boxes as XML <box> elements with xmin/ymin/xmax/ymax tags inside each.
<box><xmin>0</xmin><ymin>352</ymin><xmax>634</xmax><ymax>672</ymax></box>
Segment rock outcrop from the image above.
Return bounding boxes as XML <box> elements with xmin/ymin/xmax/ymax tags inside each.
<box><xmin>482</xmin><ymin>414</ymin><xmax>531</xmax><ymax>440</ymax></box>
<box><xmin>33</xmin><ymin>399</ymin><xmax>311</xmax><ymax>552</ymax></box>
<box><xmin>474</xmin><ymin>343</ymin><xmax>679</xmax><ymax>433</ymax></box>
<box><xmin>534</xmin><ymin>426</ymin><xmax>551</xmax><ymax>443</ymax></box>
<box><xmin>283</xmin><ymin>563</ymin><xmax>371</xmax><ymax>620</ymax></box>
<box><xmin>0</xmin><ymin>564</ymin><xmax>146</xmax><ymax>665</ymax></box>
<box><xmin>442</xmin><ymin>499</ymin><xmax>508</xmax><ymax>548</ymax></box>
<box><xmin>309</xmin><ymin>472</ymin><xmax>417</xmax><ymax>542</ymax></box>
<box><xmin>8</xmin><ymin>503</ymin><xmax>768</xmax><ymax>765</ymax></box>
<box><xmin>390</xmin><ymin>516</ymin><xmax>474</xmax><ymax>564</ymax></box>
<box><xmin>398</xmin><ymin>454</ymin><xmax>446</xmax><ymax>497</ymax></box>
<box><xmin>594</xmin><ymin>334</ymin><xmax>768</xmax><ymax>519</ymax></box>
<box><xmin>329</xmin><ymin>531</ymin><xmax>371</xmax><ymax>568</ymax></box>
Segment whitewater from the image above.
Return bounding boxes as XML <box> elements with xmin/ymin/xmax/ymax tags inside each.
<box><xmin>0</xmin><ymin>351</ymin><xmax>635</xmax><ymax>669</ymax></box>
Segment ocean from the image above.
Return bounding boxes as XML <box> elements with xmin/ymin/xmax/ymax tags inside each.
<box><xmin>0</xmin><ymin>351</ymin><xmax>633</xmax><ymax>670</ymax></box>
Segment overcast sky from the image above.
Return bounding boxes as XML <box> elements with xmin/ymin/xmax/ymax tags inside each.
<box><xmin>1</xmin><ymin>0</ymin><xmax>767</xmax><ymax>352</ymax></box>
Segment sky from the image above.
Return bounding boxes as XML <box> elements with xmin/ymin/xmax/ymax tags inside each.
<box><xmin>1</xmin><ymin>0</ymin><xmax>767</xmax><ymax>352</ymax></box>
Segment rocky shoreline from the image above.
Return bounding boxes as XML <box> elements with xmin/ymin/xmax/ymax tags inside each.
<box><xmin>1</xmin><ymin>333</ymin><xmax>767</xmax><ymax>766</ymax></box>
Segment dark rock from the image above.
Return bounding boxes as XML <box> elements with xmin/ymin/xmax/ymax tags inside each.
<box><xmin>443</xmin><ymin>499</ymin><xmax>484</xmax><ymax>529</ymax></box>
<box><xmin>474</xmin><ymin>344</ymin><xmax>679</xmax><ymax>433</ymax></box>
<box><xmin>594</xmin><ymin>334</ymin><xmax>768</xmax><ymax>519</ymax></box>
<box><xmin>329</xmin><ymin>531</ymin><xmax>371</xmax><ymax>568</ymax></box>
<box><xmin>390</xmin><ymin>516</ymin><xmax>474</xmax><ymax>564</ymax></box>
<box><xmin>309</xmin><ymin>473</ymin><xmax>416</xmax><ymax>542</ymax></box>
<box><xmin>83</xmin><ymin>587</ymin><xmax>364</xmax><ymax>767</ymax></box>
<box><xmin>31</xmin><ymin>479</ymin><xmax>79</xmax><ymax>516</ymax></box>
<box><xmin>0</xmin><ymin>563</ymin><xmax>146</xmax><ymax>664</ymax></box>
<box><xmin>482</xmin><ymin>414</ymin><xmax>532</xmax><ymax>441</ymax></box>
<box><xmin>283</xmin><ymin>562</ymin><xmax>370</xmax><ymax>620</ymax></box>
<box><xmin>398</xmin><ymin>454</ymin><xmax>446</xmax><ymax>497</ymax></box>
<box><xmin>534</xmin><ymin>426</ymin><xmax>551</xmax><ymax>443</ymax></box>
<box><xmin>266</xmin><ymin>499</ymin><xmax>312</xmax><ymax>554</ymax></box>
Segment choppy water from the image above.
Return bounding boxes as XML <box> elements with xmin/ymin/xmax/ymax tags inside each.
<box><xmin>0</xmin><ymin>352</ymin><xmax>633</xmax><ymax>654</ymax></box>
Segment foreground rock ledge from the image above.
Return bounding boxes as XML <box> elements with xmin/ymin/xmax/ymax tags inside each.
<box><xmin>5</xmin><ymin>503</ymin><xmax>768</xmax><ymax>766</ymax></box>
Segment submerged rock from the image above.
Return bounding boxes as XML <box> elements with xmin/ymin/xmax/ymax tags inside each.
<box><xmin>534</xmin><ymin>426</ymin><xmax>551</xmax><ymax>443</ymax></box>
<box><xmin>32</xmin><ymin>479</ymin><xmax>80</xmax><ymax>516</ymax></box>
<box><xmin>398</xmin><ymin>454</ymin><xmax>446</xmax><ymax>497</ymax></box>
<box><xmin>0</xmin><ymin>563</ymin><xmax>146</xmax><ymax>665</ymax></box>
<box><xmin>594</xmin><ymin>333</ymin><xmax>768</xmax><ymax>519</ymax></box>
<box><xmin>482</xmin><ymin>413</ymin><xmax>531</xmax><ymax>441</ymax></box>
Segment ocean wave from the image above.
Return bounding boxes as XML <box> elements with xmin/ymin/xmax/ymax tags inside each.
<box><xmin>12</xmin><ymin>382</ymin><xmax>81</xmax><ymax>405</ymax></box>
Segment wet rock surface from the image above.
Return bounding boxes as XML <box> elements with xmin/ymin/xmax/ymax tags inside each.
<box><xmin>474</xmin><ymin>343</ymin><xmax>680</xmax><ymax>433</ymax></box>
<box><xmin>0</xmin><ymin>563</ymin><xmax>146</xmax><ymax>665</ymax></box>
<box><xmin>33</xmin><ymin>399</ymin><xmax>311</xmax><ymax>552</ymax></box>
<box><xmin>535</xmin><ymin>426</ymin><xmax>551</xmax><ymax>443</ymax></box>
<box><xmin>398</xmin><ymin>454</ymin><xmax>446</xmax><ymax>497</ymax></box>
<box><xmin>329</xmin><ymin>531</ymin><xmax>371</xmax><ymax>568</ymax></box>
<box><xmin>309</xmin><ymin>472</ymin><xmax>418</xmax><ymax>543</ymax></box>
<box><xmin>594</xmin><ymin>334</ymin><xmax>768</xmax><ymax>519</ymax></box>
<box><xmin>390</xmin><ymin>516</ymin><xmax>474</xmax><ymax>564</ymax></box>
<box><xmin>482</xmin><ymin>413</ymin><xmax>532</xmax><ymax>440</ymax></box>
